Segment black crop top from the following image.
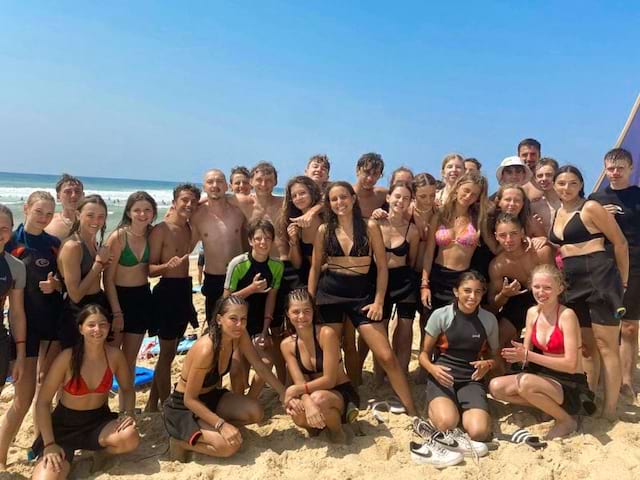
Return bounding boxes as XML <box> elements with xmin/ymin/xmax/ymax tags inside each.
<box><xmin>385</xmin><ymin>224</ymin><xmax>411</xmax><ymax>257</ymax></box>
<box><xmin>300</xmin><ymin>239</ymin><xmax>314</xmax><ymax>258</ymax></box>
<box><xmin>549</xmin><ymin>204</ymin><xmax>605</xmax><ymax>246</ymax></box>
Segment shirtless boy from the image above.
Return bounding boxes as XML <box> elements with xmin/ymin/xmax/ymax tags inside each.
<box><xmin>45</xmin><ymin>174</ymin><xmax>84</xmax><ymax>241</ymax></box>
<box><xmin>229</xmin><ymin>166</ymin><xmax>252</xmax><ymax>195</ymax></box>
<box><xmin>191</xmin><ymin>169</ymin><xmax>246</xmax><ymax>321</ymax></box>
<box><xmin>146</xmin><ymin>183</ymin><xmax>200</xmax><ymax>411</ymax></box>
<box><xmin>489</xmin><ymin>213</ymin><xmax>553</xmax><ymax>348</ymax></box>
<box><xmin>304</xmin><ymin>154</ymin><xmax>331</xmax><ymax>191</ymax></box>
<box><xmin>529</xmin><ymin>158</ymin><xmax>560</xmax><ymax>233</ymax></box>
<box><xmin>353</xmin><ymin>152</ymin><xmax>387</xmax><ymax>218</ymax></box>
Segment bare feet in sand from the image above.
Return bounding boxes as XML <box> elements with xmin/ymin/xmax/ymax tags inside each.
<box><xmin>328</xmin><ymin>427</ymin><xmax>348</xmax><ymax>444</ymax></box>
<box><xmin>545</xmin><ymin>417</ymin><xmax>578</xmax><ymax>439</ymax></box>
<box><xmin>620</xmin><ymin>384</ymin><xmax>637</xmax><ymax>404</ymax></box>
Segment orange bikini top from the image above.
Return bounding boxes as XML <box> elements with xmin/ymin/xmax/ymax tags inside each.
<box><xmin>63</xmin><ymin>350</ymin><xmax>113</xmax><ymax>396</ymax></box>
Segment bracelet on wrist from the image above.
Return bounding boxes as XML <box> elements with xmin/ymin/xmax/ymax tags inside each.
<box><xmin>304</xmin><ymin>382</ymin><xmax>310</xmax><ymax>395</ymax></box>
<box><xmin>43</xmin><ymin>441</ymin><xmax>55</xmax><ymax>449</ymax></box>
<box><xmin>214</xmin><ymin>418</ymin><xmax>225</xmax><ymax>431</ymax></box>
<box><xmin>14</xmin><ymin>340</ymin><xmax>26</xmax><ymax>345</ymax></box>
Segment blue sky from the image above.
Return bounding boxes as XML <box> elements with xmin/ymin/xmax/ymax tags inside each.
<box><xmin>1</xmin><ymin>1</ymin><xmax>639</xmax><ymax>190</ymax></box>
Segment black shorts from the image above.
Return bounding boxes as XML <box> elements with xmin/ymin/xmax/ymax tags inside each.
<box><xmin>563</xmin><ymin>252</ymin><xmax>624</xmax><ymax>327</ymax></box>
<box><xmin>31</xmin><ymin>402</ymin><xmax>117</xmax><ymax>463</ymax></box>
<box><xmin>59</xmin><ymin>291</ymin><xmax>111</xmax><ymax>349</ymax></box>
<box><xmin>0</xmin><ymin>327</ymin><xmax>9</xmax><ymax>389</ymax></box>
<box><xmin>333</xmin><ymin>382</ymin><xmax>360</xmax><ymax>424</ymax></box>
<box><xmin>429</xmin><ymin>263</ymin><xmax>465</xmax><ymax>311</ymax></box>
<box><xmin>500</xmin><ymin>291</ymin><xmax>536</xmax><ymax>333</ymax></box>
<box><xmin>117</xmin><ymin>284</ymin><xmax>153</xmax><ymax>335</ymax></box>
<box><xmin>383</xmin><ymin>266</ymin><xmax>418</xmax><ymax>320</ymax></box>
<box><xmin>316</xmin><ymin>270</ymin><xmax>373</xmax><ymax>329</ymax></box>
<box><xmin>623</xmin><ymin>273</ymin><xmax>640</xmax><ymax>320</ymax></box>
<box><xmin>202</xmin><ymin>273</ymin><xmax>225</xmax><ymax>324</ymax></box>
<box><xmin>524</xmin><ymin>364</ymin><xmax>596</xmax><ymax>416</ymax></box>
<box><xmin>151</xmin><ymin>277</ymin><xmax>197</xmax><ymax>341</ymax></box>
<box><xmin>426</xmin><ymin>377</ymin><xmax>489</xmax><ymax>413</ymax></box>
<box><xmin>163</xmin><ymin>388</ymin><xmax>230</xmax><ymax>446</ymax></box>
<box><xmin>197</xmin><ymin>252</ymin><xmax>205</xmax><ymax>268</ymax></box>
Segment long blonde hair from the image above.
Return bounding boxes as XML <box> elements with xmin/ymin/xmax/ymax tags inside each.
<box><xmin>438</xmin><ymin>172</ymin><xmax>489</xmax><ymax>232</ymax></box>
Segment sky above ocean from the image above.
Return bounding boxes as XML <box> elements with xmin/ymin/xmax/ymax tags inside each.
<box><xmin>0</xmin><ymin>2</ymin><xmax>639</xmax><ymax>190</ymax></box>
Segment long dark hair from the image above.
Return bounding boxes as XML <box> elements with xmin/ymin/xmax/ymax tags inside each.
<box><xmin>277</xmin><ymin>176</ymin><xmax>322</xmax><ymax>240</ymax></box>
<box><xmin>71</xmin><ymin>304</ymin><xmax>111</xmax><ymax>382</ymax></box>
<box><xmin>284</xmin><ymin>288</ymin><xmax>320</xmax><ymax>335</ymax></box>
<box><xmin>117</xmin><ymin>191</ymin><xmax>158</xmax><ymax>233</ymax></box>
<box><xmin>323</xmin><ymin>181</ymin><xmax>369</xmax><ymax>257</ymax></box>
<box><xmin>207</xmin><ymin>295</ymin><xmax>248</xmax><ymax>372</ymax></box>
<box><xmin>69</xmin><ymin>194</ymin><xmax>108</xmax><ymax>246</ymax></box>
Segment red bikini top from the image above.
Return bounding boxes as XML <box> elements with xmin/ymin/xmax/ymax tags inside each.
<box><xmin>63</xmin><ymin>350</ymin><xmax>113</xmax><ymax>396</ymax></box>
<box><xmin>530</xmin><ymin>305</ymin><xmax>565</xmax><ymax>355</ymax></box>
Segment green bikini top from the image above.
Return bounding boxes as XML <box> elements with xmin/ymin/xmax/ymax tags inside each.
<box><xmin>118</xmin><ymin>232</ymin><xmax>150</xmax><ymax>267</ymax></box>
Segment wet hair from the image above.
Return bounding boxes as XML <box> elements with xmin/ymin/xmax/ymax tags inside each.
<box><xmin>439</xmin><ymin>172</ymin><xmax>489</xmax><ymax>233</ymax></box>
<box><xmin>455</xmin><ymin>270</ymin><xmax>487</xmax><ymax>292</ymax></box>
<box><xmin>55</xmin><ymin>173</ymin><xmax>84</xmax><ymax>194</ymax></box>
<box><xmin>69</xmin><ymin>194</ymin><xmax>108</xmax><ymax>246</ymax></box>
<box><xmin>554</xmin><ymin>165</ymin><xmax>585</xmax><ymax>198</ymax></box>
<box><xmin>248</xmin><ymin>218</ymin><xmax>275</xmax><ymax>241</ymax></box>
<box><xmin>207</xmin><ymin>295</ymin><xmax>249</xmax><ymax>374</ymax></box>
<box><xmin>284</xmin><ymin>288</ymin><xmax>319</xmax><ymax>335</ymax></box>
<box><xmin>531</xmin><ymin>263</ymin><xmax>567</xmax><ymax>291</ymax></box>
<box><xmin>307</xmin><ymin>154</ymin><xmax>331</xmax><ymax>173</ymax></box>
<box><xmin>117</xmin><ymin>191</ymin><xmax>158</xmax><ymax>233</ymax></box>
<box><xmin>230</xmin><ymin>166</ymin><xmax>250</xmax><ymax>179</ymax></box>
<box><xmin>517</xmin><ymin>138</ymin><xmax>541</xmax><ymax>155</ymax></box>
<box><xmin>173</xmin><ymin>183</ymin><xmax>201</xmax><ymax>202</ymax></box>
<box><xmin>604</xmin><ymin>148</ymin><xmax>633</xmax><ymax>166</ymax></box>
<box><xmin>464</xmin><ymin>158</ymin><xmax>482</xmax><ymax>170</ymax></box>
<box><xmin>323</xmin><ymin>181</ymin><xmax>369</xmax><ymax>257</ymax></box>
<box><xmin>440</xmin><ymin>153</ymin><xmax>464</xmax><ymax>172</ymax></box>
<box><xmin>356</xmin><ymin>152</ymin><xmax>385</xmax><ymax>175</ymax></box>
<box><xmin>494</xmin><ymin>212</ymin><xmax>524</xmax><ymax>231</ymax></box>
<box><xmin>0</xmin><ymin>204</ymin><xmax>14</xmax><ymax>227</ymax></box>
<box><xmin>535</xmin><ymin>157</ymin><xmax>559</xmax><ymax>172</ymax></box>
<box><xmin>390</xmin><ymin>166</ymin><xmax>414</xmax><ymax>186</ymax></box>
<box><xmin>494</xmin><ymin>183</ymin><xmax>532</xmax><ymax>232</ymax></box>
<box><xmin>71</xmin><ymin>304</ymin><xmax>111</xmax><ymax>384</ymax></box>
<box><xmin>414</xmin><ymin>172</ymin><xmax>437</xmax><ymax>188</ymax></box>
<box><xmin>388</xmin><ymin>180</ymin><xmax>415</xmax><ymax>198</ymax></box>
<box><xmin>277</xmin><ymin>176</ymin><xmax>322</xmax><ymax>240</ymax></box>
<box><xmin>250</xmin><ymin>161</ymin><xmax>278</xmax><ymax>184</ymax></box>
<box><xmin>26</xmin><ymin>190</ymin><xmax>56</xmax><ymax>207</ymax></box>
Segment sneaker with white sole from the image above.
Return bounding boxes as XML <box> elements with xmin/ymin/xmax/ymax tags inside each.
<box><xmin>431</xmin><ymin>428</ymin><xmax>489</xmax><ymax>457</ymax></box>
<box><xmin>410</xmin><ymin>440</ymin><xmax>464</xmax><ymax>468</ymax></box>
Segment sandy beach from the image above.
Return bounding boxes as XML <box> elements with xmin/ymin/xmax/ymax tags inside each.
<box><xmin>1</xmin><ymin>259</ymin><xmax>639</xmax><ymax>480</ymax></box>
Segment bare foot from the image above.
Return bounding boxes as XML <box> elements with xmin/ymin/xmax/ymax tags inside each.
<box><xmin>169</xmin><ymin>437</ymin><xmax>191</xmax><ymax>463</ymax></box>
<box><xmin>545</xmin><ymin>417</ymin><xmax>578</xmax><ymax>439</ymax></box>
<box><xmin>601</xmin><ymin>409</ymin><xmax>618</xmax><ymax>422</ymax></box>
<box><xmin>620</xmin><ymin>384</ymin><xmax>636</xmax><ymax>403</ymax></box>
<box><xmin>328</xmin><ymin>427</ymin><xmax>347</xmax><ymax>444</ymax></box>
<box><xmin>305</xmin><ymin>427</ymin><xmax>321</xmax><ymax>438</ymax></box>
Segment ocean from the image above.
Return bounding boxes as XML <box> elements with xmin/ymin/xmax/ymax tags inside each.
<box><xmin>0</xmin><ymin>171</ymin><xmax>285</xmax><ymax>235</ymax></box>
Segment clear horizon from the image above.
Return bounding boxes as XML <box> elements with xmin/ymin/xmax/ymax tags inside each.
<box><xmin>1</xmin><ymin>2</ymin><xmax>639</xmax><ymax>190</ymax></box>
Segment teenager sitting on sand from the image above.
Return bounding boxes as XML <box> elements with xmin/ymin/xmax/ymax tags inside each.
<box><xmin>30</xmin><ymin>304</ymin><xmax>139</xmax><ymax>480</ymax></box>
<box><xmin>281</xmin><ymin>289</ymin><xmax>359</xmax><ymax>443</ymax></box>
<box><xmin>163</xmin><ymin>295</ymin><xmax>285</xmax><ymax>461</ymax></box>
<box><xmin>490</xmin><ymin>264</ymin><xmax>595</xmax><ymax>439</ymax></box>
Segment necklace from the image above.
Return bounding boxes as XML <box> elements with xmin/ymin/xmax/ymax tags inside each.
<box><xmin>127</xmin><ymin>228</ymin><xmax>146</xmax><ymax>238</ymax></box>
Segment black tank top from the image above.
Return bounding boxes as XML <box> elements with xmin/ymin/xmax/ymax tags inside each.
<box><xmin>295</xmin><ymin>333</ymin><xmax>324</xmax><ymax>375</ymax></box>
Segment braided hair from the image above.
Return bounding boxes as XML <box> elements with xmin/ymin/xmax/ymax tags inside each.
<box><xmin>208</xmin><ymin>295</ymin><xmax>248</xmax><ymax>372</ymax></box>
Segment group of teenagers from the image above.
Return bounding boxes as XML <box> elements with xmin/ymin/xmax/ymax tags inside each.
<box><xmin>0</xmin><ymin>138</ymin><xmax>638</xmax><ymax>475</ymax></box>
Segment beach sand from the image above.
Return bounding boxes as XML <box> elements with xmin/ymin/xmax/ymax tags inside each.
<box><xmin>1</xmin><ymin>260</ymin><xmax>639</xmax><ymax>479</ymax></box>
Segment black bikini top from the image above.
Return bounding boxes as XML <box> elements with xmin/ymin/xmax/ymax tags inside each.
<box><xmin>182</xmin><ymin>343</ymin><xmax>234</xmax><ymax>389</ymax></box>
<box><xmin>324</xmin><ymin>226</ymin><xmax>370</xmax><ymax>258</ymax></box>
<box><xmin>300</xmin><ymin>239</ymin><xmax>314</xmax><ymax>258</ymax></box>
<box><xmin>549</xmin><ymin>204</ymin><xmax>605</xmax><ymax>246</ymax></box>
<box><xmin>295</xmin><ymin>333</ymin><xmax>324</xmax><ymax>375</ymax></box>
<box><xmin>385</xmin><ymin>224</ymin><xmax>411</xmax><ymax>258</ymax></box>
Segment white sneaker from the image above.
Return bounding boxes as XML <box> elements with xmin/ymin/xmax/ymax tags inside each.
<box><xmin>410</xmin><ymin>440</ymin><xmax>464</xmax><ymax>468</ymax></box>
<box><xmin>431</xmin><ymin>428</ymin><xmax>489</xmax><ymax>457</ymax></box>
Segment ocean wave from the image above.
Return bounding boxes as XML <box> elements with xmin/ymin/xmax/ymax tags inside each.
<box><xmin>0</xmin><ymin>186</ymin><xmax>175</xmax><ymax>205</ymax></box>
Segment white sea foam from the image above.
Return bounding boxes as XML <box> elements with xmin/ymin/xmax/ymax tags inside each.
<box><xmin>0</xmin><ymin>187</ymin><xmax>174</xmax><ymax>205</ymax></box>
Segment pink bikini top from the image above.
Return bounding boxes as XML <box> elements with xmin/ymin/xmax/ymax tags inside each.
<box><xmin>434</xmin><ymin>223</ymin><xmax>478</xmax><ymax>248</ymax></box>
